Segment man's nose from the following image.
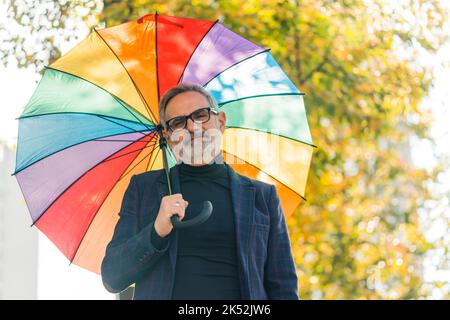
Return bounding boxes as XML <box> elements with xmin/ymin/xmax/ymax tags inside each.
<box><xmin>186</xmin><ymin>119</ymin><xmax>205</xmax><ymax>138</ymax></box>
<box><xmin>186</xmin><ymin>118</ymin><xmax>204</xmax><ymax>134</ymax></box>
<box><xmin>186</xmin><ymin>118</ymin><xmax>195</xmax><ymax>133</ymax></box>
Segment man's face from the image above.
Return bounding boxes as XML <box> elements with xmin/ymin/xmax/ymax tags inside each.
<box><xmin>163</xmin><ymin>91</ymin><xmax>226</xmax><ymax>166</ymax></box>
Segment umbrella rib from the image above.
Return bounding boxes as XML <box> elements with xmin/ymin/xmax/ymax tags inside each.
<box><xmin>155</xmin><ymin>12</ymin><xmax>160</xmax><ymax>102</ymax></box>
<box><xmin>29</xmin><ymin>134</ymin><xmax>153</xmax><ymax>227</ymax></box>
<box><xmin>223</xmin><ymin>151</ymin><xmax>306</xmax><ymax>202</ymax></box>
<box><xmin>18</xmin><ymin>111</ymin><xmax>152</xmax><ymax>129</ymax></box>
<box><xmin>94</xmin><ymin>28</ymin><xmax>157</xmax><ymax>123</ymax></box>
<box><xmin>225</xmin><ymin>126</ymin><xmax>317</xmax><ymax>149</ymax></box>
<box><xmin>147</xmin><ymin>145</ymin><xmax>162</xmax><ymax>172</ymax></box>
<box><xmin>177</xmin><ymin>19</ymin><xmax>219</xmax><ymax>85</ymax></box>
<box><xmin>202</xmin><ymin>48</ymin><xmax>270</xmax><ymax>88</ymax></box>
<box><xmin>118</xmin><ymin>136</ymin><xmax>159</xmax><ymax>181</ymax></box>
<box><xmin>111</xmin><ymin>97</ymin><xmax>155</xmax><ymax>132</ymax></box>
<box><xmin>101</xmin><ymin>138</ymin><xmax>158</xmax><ymax>164</ymax></box>
<box><xmin>94</xmin><ymin>139</ymin><xmax>150</xmax><ymax>142</ymax></box>
<box><xmin>141</xmin><ymin>15</ymin><xmax>160</xmax><ymax>114</ymax></box>
<box><xmin>44</xmin><ymin>67</ymin><xmax>155</xmax><ymax>131</ymax></box>
<box><xmin>218</xmin><ymin>92</ymin><xmax>305</xmax><ymax>107</ymax></box>
<box><xmin>12</xmin><ymin>129</ymin><xmax>154</xmax><ymax>176</ymax></box>
<box><xmin>69</xmin><ymin>137</ymin><xmax>157</xmax><ymax>264</ymax></box>
<box><xmin>96</xmin><ymin>114</ymin><xmax>153</xmax><ymax>136</ymax></box>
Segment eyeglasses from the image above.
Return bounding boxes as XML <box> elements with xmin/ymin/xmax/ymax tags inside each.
<box><xmin>165</xmin><ymin>107</ymin><xmax>219</xmax><ymax>132</ymax></box>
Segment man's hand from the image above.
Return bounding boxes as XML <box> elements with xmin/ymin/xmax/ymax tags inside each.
<box><xmin>154</xmin><ymin>193</ymin><xmax>188</xmax><ymax>238</ymax></box>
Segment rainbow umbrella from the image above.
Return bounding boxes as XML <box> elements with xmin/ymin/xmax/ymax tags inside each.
<box><xmin>13</xmin><ymin>14</ymin><xmax>315</xmax><ymax>274</ymax></box>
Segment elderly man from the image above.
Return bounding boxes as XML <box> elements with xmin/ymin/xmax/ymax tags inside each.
<box><xmin>101</xmin><ymin>84</ymin><xmax>298</xmax><ymax>300</ymax></box>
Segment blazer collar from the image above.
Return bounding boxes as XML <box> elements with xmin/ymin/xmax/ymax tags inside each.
<box><xmin>156</xmin><ymin>162</ymin><xmax>253</xmax><ymax>192</ymax></box>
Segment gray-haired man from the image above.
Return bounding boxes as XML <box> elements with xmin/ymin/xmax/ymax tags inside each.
<box><xmin>101</xmin><ymin>84</ymin><xmax>298</xmax><ymax>300</ymax></box>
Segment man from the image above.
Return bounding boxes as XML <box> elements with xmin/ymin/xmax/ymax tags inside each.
<box><xmin>101</xmin><ymin>84</ymin><xmax>298</xmax><ymax>300</ymax></box>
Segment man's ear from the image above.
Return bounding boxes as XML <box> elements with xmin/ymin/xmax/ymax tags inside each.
<box><xmin>218</xmin><ymin>111</ymin><xmax>226</xmax><ymax>133</ymax></box>
<box><xmin>159</xmin><ymin>125</ymin><xmax>169</xmax><ymax>143</ymax></box>
<box><xmin>162</xmin><ymin>127</ymin><xmax>169</xmax><ymax>140</ymax></box>
<box><xmin>162</xmin><ymin>127</ymin><xmax>173</xmax><ymax>147</ymax></box>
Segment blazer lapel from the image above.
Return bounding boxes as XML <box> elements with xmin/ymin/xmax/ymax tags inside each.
<box><xmin>227</xmin><ymin>164</ymin><xmax>255</xmax><ymax>300</ymax></box>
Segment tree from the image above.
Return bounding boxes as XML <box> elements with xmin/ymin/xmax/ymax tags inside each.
<box><xmin>4</xmin><ymin>0</ymin><xmax>448</xmax><ymax>298</ymax></box>
<box><xmin>1</xmin><ymin>0</ymin><xmax>101</xmax><ymax>72</ymax></box>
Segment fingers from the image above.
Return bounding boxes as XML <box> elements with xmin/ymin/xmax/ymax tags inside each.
<box><xmin>163</xmin><ymin>194</ymin><xmax>188</xmax><ymax>220</ymax></box>
<box><xmin>171</xmin><ymin>194</ymin><xmax>189</xmax><ymax>209</ymax></box>
<box><xmin>156</xmin><ymin>194</ymin><xmax>189</xmax><ymax>237</ymax></box>
<box><xmin>172</xmin><ymin>202</ymin><xmax>185</xmax><ymax>221</ymax></box>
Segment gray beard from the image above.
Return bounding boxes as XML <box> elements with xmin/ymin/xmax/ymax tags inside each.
<box><xmin>174</xmin><ymin>132</ymin><xmax>222</xmax><ymax>165</ymax></box>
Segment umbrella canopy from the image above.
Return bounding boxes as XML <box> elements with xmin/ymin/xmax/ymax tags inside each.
<box><xmin>13</xmin><ymin>13</ymin><xmax>315</xmax><ymax>274</ymax></box>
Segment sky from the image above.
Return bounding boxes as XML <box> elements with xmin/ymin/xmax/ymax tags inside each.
<box><xmin>0</xmin><ymin>4</ymin><xmax>448</xmax><ymax>299</ymax></box>
<box><xmin>0</xmin><ymin>64</ymin><xmax>115</xmax><ymax>299</ymax></box>
<box><xmin>0</xmin><ymin>3</ymin><xmax>114</xmax><ymax>299</ymax></box>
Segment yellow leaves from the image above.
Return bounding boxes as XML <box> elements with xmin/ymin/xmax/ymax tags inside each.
<box><xmin>321</xmin><ymin>170</ymin><xmax>343</xmax><ymax>187</ymax></box>
<box><xmin>310</xmin><ymin>70</ymin><xmax>323</xmax><ymax>87</ymax></box>
<box><xmin>318</xmin><ymin>242</ymin><xmax>334</xmax><ymax>256</ymax></box>
<box><xmin>87</xmin><ymin>0</ymin><xmax>449</xmax><ymax>300</ymax></box>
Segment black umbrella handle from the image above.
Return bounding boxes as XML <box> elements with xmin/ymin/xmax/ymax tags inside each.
<box><xmin>170</xmin><ymin>201</ymin><xmax>213</xmax><ymax>229</ymax></box>
<box><xmin>158</xmin><ymin>127</ymin><xmax>213</xmax><ymax>229</ymax></box>
<box><xmin>168</xmin><ymin>157</ymin><xmax>213</xmax><ymax>229</ymax></box>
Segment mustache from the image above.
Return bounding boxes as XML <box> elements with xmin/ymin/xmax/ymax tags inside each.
<box><xmin>174</xmin><ymin>132</ymin><xmax>214</xmax><ymax>144</ymax></box>
<box><xmin>183</xmin><ymin>135</ymin><xmax>212</xmax><ymax>147</ymax></box>
<box><xmin>169</xmin><ymin>128</ymin><xmax>222</xmax><ymax>145</ymax></box>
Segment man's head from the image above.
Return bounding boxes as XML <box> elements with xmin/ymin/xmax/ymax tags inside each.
<box><xmin>159</xmin><ymin>84</ymin><xmax>226</xmax><ymax>166</ymax></box>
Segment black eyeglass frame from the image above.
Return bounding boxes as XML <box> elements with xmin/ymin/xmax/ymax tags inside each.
<box><xmin>164</xmin><ymin>107</ymin><xmax>219</xmax><ymax>132</ymax></box>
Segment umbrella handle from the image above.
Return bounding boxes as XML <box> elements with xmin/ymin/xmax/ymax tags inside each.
<box><xmin>170</xmin><ymin>201</ymin><xmax>213</xmax><ymax>229</ymax></box>
<box><xmin>157</xmin><ymin>127</ymin><xmax>214</xmax><ymax>229</ymax></box>
<box><xmin>168</xmin><ymin>157</ymin><xmax>213</xmax><ymax>229</ymax></box>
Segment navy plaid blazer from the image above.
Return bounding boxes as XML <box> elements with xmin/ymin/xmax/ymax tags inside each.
<box><xmin>101</xmin><ymin>164</ymin><xmax>298</xmax><ymax>300</ymax></box>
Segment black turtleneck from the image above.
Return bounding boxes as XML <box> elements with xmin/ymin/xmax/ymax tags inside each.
<box><xmin>151</xmin><ymin>160</ymin><xmax>241</xmax><ymax>300</ymax></box>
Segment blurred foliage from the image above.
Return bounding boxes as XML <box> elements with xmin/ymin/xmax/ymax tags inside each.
<box><xmin>1</xmin><ymin>0</ymin><xmax>102</xmax><ymax>72</ymax></box>
<box><xmin>3</xmin><ymin>0</ymin><xmax>449</xmax><ymax>299</ymax></box>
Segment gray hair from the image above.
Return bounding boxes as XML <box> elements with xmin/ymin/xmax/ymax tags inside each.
<box><xmin>158</xmin><ymin>83</ymin><xmax>219</xmax><ymax>128</ymax></box>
